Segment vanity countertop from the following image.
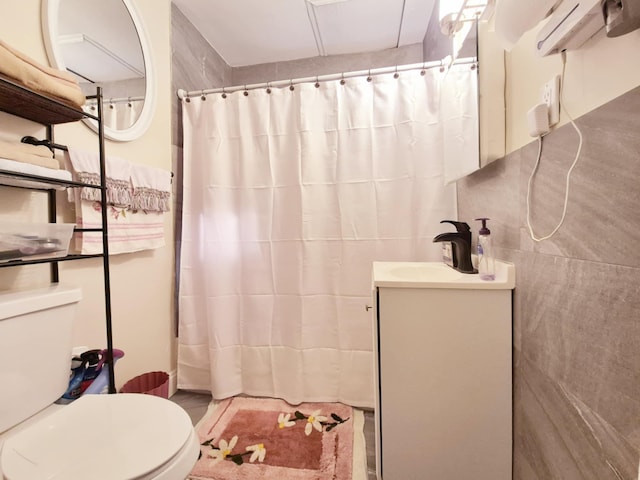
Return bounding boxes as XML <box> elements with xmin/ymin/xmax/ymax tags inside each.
<box><xmin>372</xmin><ymin>260</ymin><xmax>515</xmax><ymax>289</ymax></box>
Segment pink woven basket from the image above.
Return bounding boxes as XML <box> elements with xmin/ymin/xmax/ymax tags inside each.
<box><xmin>120</xmin><ymin>371</ymin><xmax>169</xmax><ymax>398</ymax></box>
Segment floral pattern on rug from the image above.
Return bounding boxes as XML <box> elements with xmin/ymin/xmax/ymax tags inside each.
<box><xmin>189</xmin><ymin>397</ymin><xmax>354</xmax><ymax>480</ymax></box>
<box><xmin>199</xmin><ymin>408</ymin><xmax>349</xmax><ymax>466</ymax></box>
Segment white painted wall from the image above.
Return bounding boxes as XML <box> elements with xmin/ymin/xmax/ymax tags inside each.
<box><xmin>503</xmin><ymin>24</ymin><xmax>640</xmax><ymax>153</ymax></box>
<box><xmin>0</xmin><ymin>0</ymin><xmax>175</xmax><ymax>391</ymax></box>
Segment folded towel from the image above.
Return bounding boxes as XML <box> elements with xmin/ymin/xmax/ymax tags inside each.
<box><xmin>0</xmin><ymin>157</ymin><xmax>71</xmax><ymax>190</ymax></box>
<box><xmin>130</xmin><ymin>163</ymin><xmax>171</xmax><ymax>213</ymax></box>
<box><xmin>0</xmin><ymin>139</ymin><xmax>59</xmax><ymax>169</ymax></box>
<box><xmin>11</xmin><ymin>140</ymin><xmax>53</xmax><ymax>158</ymax></box>
<box><xmin>66</xmin><ymin>148</ymin><xmax>132</xmax><ymax>206</ymax></box>
<box><xmin>0</xmin><ymin>40</ymin><xmax>85</xmax><ymax>108</ymax></box>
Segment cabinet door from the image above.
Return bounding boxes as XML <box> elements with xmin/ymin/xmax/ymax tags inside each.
<box><xmin>377</xmin><ymin>287</ymin><xmax>512</xmax><ymax>480</ymax></box>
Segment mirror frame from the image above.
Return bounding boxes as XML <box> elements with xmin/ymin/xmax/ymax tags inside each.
<box><xmin>41</xmin><ymin>0</ymin><xmax>156</xmax><ymax>142</ymax></box>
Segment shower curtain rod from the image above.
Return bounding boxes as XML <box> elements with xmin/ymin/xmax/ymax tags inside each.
<box><xmin>177</xmin><ymin>56</ymin><xmax>477</xmax><ymax>99</ymax></box>
<box><xmin>85</xmin><ymin>95</ymin><xmax>145</xmax><ymax>105</ymax></box>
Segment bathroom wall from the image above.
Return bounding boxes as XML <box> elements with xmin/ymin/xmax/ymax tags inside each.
<box><xmin>458</xmin><ymin>66</ymin><xmax>640</xmax><ymax>480</ymax></box>
<box><xmin>0</xmin><ymin>1</ymin><xmax>175</xmax><ymax>391</ymax></box>
<box><xmin>503</xmin><ymin>25</ymin><xmax>640</xmax><ymax>153</ymax></box>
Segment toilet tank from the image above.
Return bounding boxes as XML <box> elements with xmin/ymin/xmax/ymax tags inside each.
<box><xmin>0</xmin><ymin>285</ymin><xmax>82</xmax><ymax>434</ymax></box>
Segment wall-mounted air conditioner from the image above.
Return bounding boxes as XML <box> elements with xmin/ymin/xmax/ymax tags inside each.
<box><xmin>494</xmin><ymin>0</ymin><xmax>607</xmax><ymax>55</ymax></box>
<box><xmin>535</xmin><ymin>0</ymin><xmax>605</xmax><ymax>56</ymax></box>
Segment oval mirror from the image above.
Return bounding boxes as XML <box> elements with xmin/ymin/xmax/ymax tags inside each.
<box><xmin>42</xmin><ymin>0</ymin><xmax>156</xmax><ymax>142</ymax></box>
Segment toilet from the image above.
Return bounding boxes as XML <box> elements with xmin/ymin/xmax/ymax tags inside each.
<box><xmin>0</xmin><ymin>285</ymin><xmax>200</xmax><ymax>480</ymax></box>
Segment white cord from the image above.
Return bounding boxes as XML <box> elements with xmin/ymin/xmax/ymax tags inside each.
<box><xmin>526</xmin><ymin>51</ymin><xmax>583</xmax><ymax>242</ymax></box>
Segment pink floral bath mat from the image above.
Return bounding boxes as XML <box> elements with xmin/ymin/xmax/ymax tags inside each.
<box><xmin>189</xmin><ymin>396</ymin><xmax>354</xmax><ymax>480</ymax></box>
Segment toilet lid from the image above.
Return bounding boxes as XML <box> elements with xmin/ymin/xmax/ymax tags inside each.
<box><xmin>1</xmin><ymin>394</ymin><xmax>194</xmax><ymax>480</ymax></box>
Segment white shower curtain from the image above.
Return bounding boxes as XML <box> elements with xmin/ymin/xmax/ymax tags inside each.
<box><xmin>178</xmin><ymin>64</ymin><xmax>478</xmax><ymax>408</ymax></box>
<box><xmin>103</xmin><ymin>99</ymin><xmax>143</xmax><ymax>130</ymax></box>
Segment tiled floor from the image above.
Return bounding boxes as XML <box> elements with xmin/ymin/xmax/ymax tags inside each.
<box><xmin>169</xmin><ymin>390</ymin><xmax>212</xmax><ymax>425</ymax></box>
<box><xmin>170</xmin><ymin>390</ymin><xmax>377</xmax><ymax>479</ymax></box>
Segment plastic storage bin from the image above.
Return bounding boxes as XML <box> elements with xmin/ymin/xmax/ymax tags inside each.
<box><xmin>0</xmin><ymin>222</ymin><xmax>74</xmax><ymax>263</ymax></box>
<box><xmin>120</xmin><ymin>371</ymin><xmax>169</xmax><ymax>399</ymax></box>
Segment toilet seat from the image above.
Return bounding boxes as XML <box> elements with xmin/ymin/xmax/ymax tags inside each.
<box><xmin>1</xmin><ymin>394</ymin><xmax>199</xmax><ymax>480</ymax></box>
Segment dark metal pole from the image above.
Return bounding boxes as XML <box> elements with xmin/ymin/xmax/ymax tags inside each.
<box><xmin>46</xmin><ymin>125</ymin><xmax>59</xmax><ymax>283</ymax></box>
<box><xmin>96</xmin><ymin>87</ymin><xmax>116</xmax><ymax>394</ymax></box>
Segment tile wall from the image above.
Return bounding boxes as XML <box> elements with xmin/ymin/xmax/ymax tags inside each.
<box><xmin>458</xmin><ymin>86</ymin><xmax>640</xmax><ymax>480</ymax></box>
<box><xmin>171</xmin><ymin>4</ymin><xmax>232</xmax><ymax>148</ymax></box>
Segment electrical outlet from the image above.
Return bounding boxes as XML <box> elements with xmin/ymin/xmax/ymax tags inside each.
<box><xmin>540</xmin><ymin>75</ymin><xmax>561</xmax><ymax>127</ymax></box>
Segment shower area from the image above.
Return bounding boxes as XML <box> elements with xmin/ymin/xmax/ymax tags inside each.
<box><xmin>171</xmin><ymin>4</ymin><xmax>479</xmax><ymax>408</ymax></box>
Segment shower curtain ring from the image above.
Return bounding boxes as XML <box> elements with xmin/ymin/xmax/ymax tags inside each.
<box><xmin>315</xmin><ymin>76</ymin><xmax>320</xmax><ymax>88</ymax></box>
<box><xmin>201</xmin><ymin>90</ymin><xmax>206</xmax><ymax>100</ymax></box>
<box><xmin>366</xmin><ymin>69</ymin><xmax>372</xmax><ymax>82</ymax></box>
<box><xmin>420</xmin><ymin>63</ymin><xmax>426</xmax><ymax>76</ymax></box>
<box><xmin>340</xmin><ymin>73</ymin><xmax>345</xmax><ymax>85</ymax></box>
<box><xmin>243</xmin><ymin>85</ymin><xmax>249</xmax><ymax>96</ymax></box>
<box><xmin>289</xmin><ymin>79</ymin><xmax>295</xmax><ymax>91</ymax></box>
<box><xmin>266</xmin><ymin>82</ymin><xmax>272</xmax><ymax>94</ymax></box>
<box><xmin>439</xmin><ymin>60</ymin><xmax>445</xmax><ymax>73</ymax></box>
<box><xmin>394</xmin><ymin>66</ymin><xmax>399</xmax><ymax>79</ymax></box>
<box><xmin>127</xmin><ymin>96</ymin><xmax>132</xmax><ymax>107</ymax></box>
<box><xmin>221</xmin><ymin>87</ymin><xmax>227</xmax><ymax>99</ymax></box>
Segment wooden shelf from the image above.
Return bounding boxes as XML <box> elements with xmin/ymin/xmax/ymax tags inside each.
<box><xmin>0</xmin><ymin>74</ymin><xmax>97</xmax><ymax>125</ymax></box>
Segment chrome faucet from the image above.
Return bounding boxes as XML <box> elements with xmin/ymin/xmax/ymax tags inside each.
<box><xmin>433</xmin><ymin>220</ymin><xmax>477</xmax><ymax>274</ymax></box>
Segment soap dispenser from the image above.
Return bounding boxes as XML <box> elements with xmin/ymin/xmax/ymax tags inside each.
<box><xmin>475</xmin><ymin>218</ymin><xmax>495</xmax><ymax>281</ymax></box>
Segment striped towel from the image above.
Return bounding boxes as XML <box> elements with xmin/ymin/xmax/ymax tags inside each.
<box><xmin>73</xmin><ymin>199</ymin><xmax>165</xmax><ymax>255</ymax></box>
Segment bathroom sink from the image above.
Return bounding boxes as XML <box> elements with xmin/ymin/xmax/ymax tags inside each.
<box><xmin>388</xmin><ymin>263</ymin><xmax>464</xmax><ymax>282</ymax></box>
<box><xmin>373</xmin><ymin>261</ymin><xmax>515</xmax><ymax>289</ymax></box>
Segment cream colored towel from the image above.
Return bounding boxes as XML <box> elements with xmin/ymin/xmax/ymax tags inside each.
<box><xmin>0</xmin><ymin>157</ymin><xmax>71</xmax><ymax>190</ymax></box>
<box><xmin>0</xmin><ymin>40</ymin><xmax>85</xmax><ymax>108</ymax></box>
<box><xmin>0</xmin><ymin>139</ymin><xmax>59</xmax><ymax>169</ymax></box>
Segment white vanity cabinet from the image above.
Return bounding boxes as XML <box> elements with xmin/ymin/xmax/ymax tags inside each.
<box><xmin>372</xmin><ymin>261</ymin><xmax>515</xmax><ymax>480</ymax></box>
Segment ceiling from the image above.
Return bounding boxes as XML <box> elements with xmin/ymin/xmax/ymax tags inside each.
<box><xmin>172</xmin><ymin>0</ymin><xmax>437</xmax><ymax>67</ymax></box>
